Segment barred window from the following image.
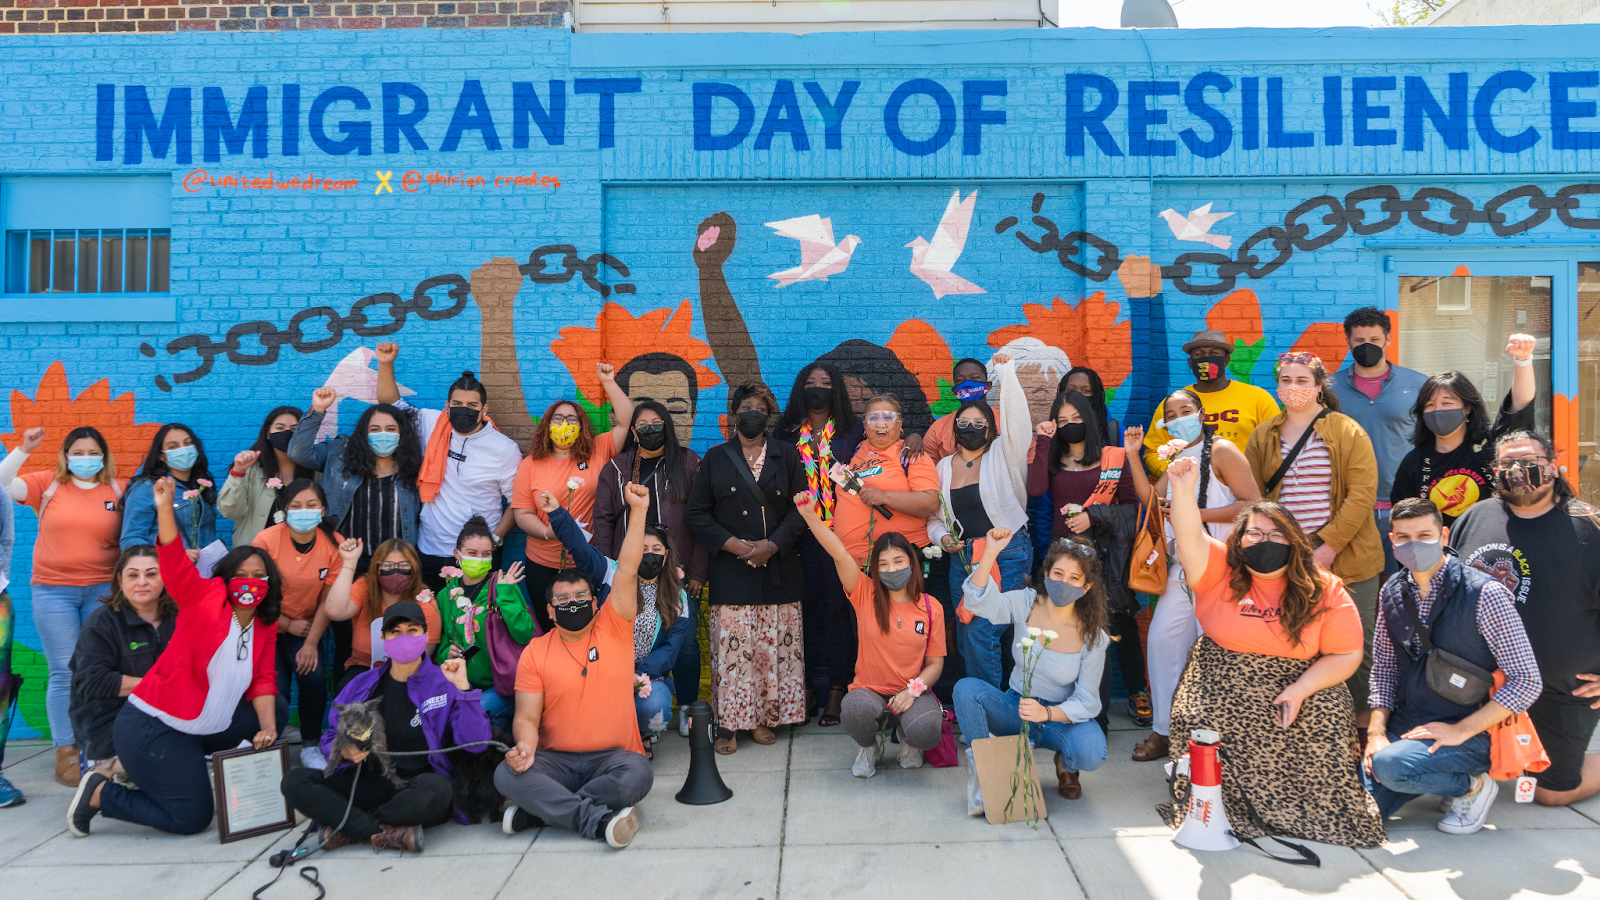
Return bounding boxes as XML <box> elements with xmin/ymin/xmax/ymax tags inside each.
<box><xmin>4</xmin><ymin>228</ymin><xmax>170</xmax><ymax>294</ymax></box>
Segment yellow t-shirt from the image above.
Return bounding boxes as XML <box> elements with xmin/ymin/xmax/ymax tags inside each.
<box><xmin>1142</xmin><ymin>380</ymin><xmax>1280</xmax><ymax>474</ymax></box>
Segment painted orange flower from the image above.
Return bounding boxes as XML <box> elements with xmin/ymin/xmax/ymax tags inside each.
<box><xmin>986</xmin><ymin>293</ymin><xmax>1132</xmax><ymax>389</ymax></box>
<box><xmin>0</xmin><ymin>362</ymin><xmax>162</xmax><ymax>477</ymax></box>
<box><xmin>1287</xmin><ymin>322</ymin><xmax>1351</xmax><ymax>372</ymax></box>
<box><xmin>1205</xmin><ymin>289</ymin><xmax>1264</xmax><ymax>346</ymax></box>
<box><xmin>550</xmin><ymin>300</ymin><xmax>722</xmax><ymax>406</ymax></box>
<box><xmin>885</xmin><ymin>319</ymin><xmax>954</xmax><ymax>412</ymax></box>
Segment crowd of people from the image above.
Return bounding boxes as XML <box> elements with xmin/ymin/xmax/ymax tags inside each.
<box><xmin>0</xmin><ymin>314</ymin><xmax>1593</xmax><ymax>854</ymax></box>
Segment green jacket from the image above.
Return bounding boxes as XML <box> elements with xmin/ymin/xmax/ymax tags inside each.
<box><xmin>433</xmin><ymin>575</ymin><xmax>537</xmax><ymax>689</ymax></box>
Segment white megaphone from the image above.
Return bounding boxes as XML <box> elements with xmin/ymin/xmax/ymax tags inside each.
<box><xmin>1172</xmin><ymin>729</ymin><xmax>1240</xmax><ymax>852</ymax></box>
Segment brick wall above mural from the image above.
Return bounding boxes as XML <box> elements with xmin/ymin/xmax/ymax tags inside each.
<box><xmin>0</xmin><ymin>0</ymin><xmax>568</xmax><ymax>35</ymax></box>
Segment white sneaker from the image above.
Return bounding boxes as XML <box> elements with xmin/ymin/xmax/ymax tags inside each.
<box><xmin>300</xmin><ymin>746</ymin><xmax>328</xmax><ymax>770</ymax></box>
<box><xmin>678</xmin><ymin>714</ymin><xmax>691</xmax><ymax>738</ymax></box>
<box><xmin>852</xmin><ymin>744</ymin><xmax>878</xmax><ymax>778</ymax></box>
<box><xmin>1438</xmin><ymin>775</ymin><xmax>1497</xmax><ymax>835</ymax></box>
<box><xmin>898</xmin><ymin>741</ymin><xmax>924</xmax><ymax>770</ymax></box>
<box><xmin>965</xmin><ymin>748</ymin><xmax>984</xmax><ymax>817</ymax></box>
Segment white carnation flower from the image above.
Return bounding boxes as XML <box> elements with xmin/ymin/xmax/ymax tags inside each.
<box><xmin>1027</xmin><ymin>626</ymin><xmax>1043</xmax><ymax>637</ymax></box>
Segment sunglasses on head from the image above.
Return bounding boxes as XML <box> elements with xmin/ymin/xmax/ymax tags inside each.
<box><xmin>1277</xmin><ymin>352</ymin><xmax>1319</xmax><ymax>367</ymax></box>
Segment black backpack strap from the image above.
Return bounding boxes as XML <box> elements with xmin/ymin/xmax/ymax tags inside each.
<box><xmin>1264</xmin><ymin>409</ymin><xmax>1330</xmax><ymax>496</ymax></box>
<box><xmin>1217</xmin><ymin>747</ymin><xmax>1322</xmax><ymax>867</ymax></box>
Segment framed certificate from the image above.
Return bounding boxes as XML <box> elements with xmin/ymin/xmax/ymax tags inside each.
<box><xmin>211</xmin><ymin>742</ymin><xmax>296</xmax><ymax>843</ymax></box>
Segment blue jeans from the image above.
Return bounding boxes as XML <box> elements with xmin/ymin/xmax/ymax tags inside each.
<box><xmin>481</xmin><ymin>687</ymin><xmax>514</xmax><ymax>727</ymax></box>
<box><xmin>672</xmin><ymin>591</ymin><xmax>702</xmax><ymax>710</ymax></box>
<box><xmin>276</xmin><ymin>634</ymin><xmax>327</xmax><ymax>738</ymax></box>
<box><xmin>1361</xmin><ymin>730</ymin><xmax>1491</xmax><ymax>818</ymax></box>
<box><xmin>31</xmin><ymin>582</ymin><xmax>110</xmax><ymax>746</ymax></box>
<box><xmin>950</xmin><ymin>531</ymin><xmax>1031</xmax><ymax>690</ymax></box>
<box><xmin>950</xmin><ymin>678</ymin><xmax>1107</xmax><ymax>773</ymax></box>
<box><xmin>636</xmin><ymin>676</ymin><xmax>674</xmax><ymax>739</ymax></box>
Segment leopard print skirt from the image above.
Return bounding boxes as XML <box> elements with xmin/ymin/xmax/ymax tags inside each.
<box><xmin>1157</xmin><ymin>637</ymin><xmax>1385</xmax><ymax>848</ymax></box>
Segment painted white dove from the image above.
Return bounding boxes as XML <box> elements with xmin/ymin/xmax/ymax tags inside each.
<box><xmin>316</xmin><ymin>346</ymin><xmax>416</xmax><ymax>440</ymax></box>
<box><xmin>1158</xmin><ymin>202</ymin><xmax>1234</xmax><ymax>250</ymax></box>
<box><xmin>766</xmin><ymin>215</ymin><xmax>861</xmax><ymax>287</ymax></box>
<box><xmin>907</xmin><ymin>189</ymin><xmax>985</xmax><ymax>299</ymax></box>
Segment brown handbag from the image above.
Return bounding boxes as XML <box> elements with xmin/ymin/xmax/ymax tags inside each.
<box><xmin>1128</xmin><ymin>498</ymin><xmax>1168</xmax><ymax>594</ymax></box>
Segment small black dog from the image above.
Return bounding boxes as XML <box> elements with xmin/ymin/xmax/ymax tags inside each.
<box><xmin>448</xmin><ymin>723</ymin><xmax>513</xmax><ymax>823</ymax></box>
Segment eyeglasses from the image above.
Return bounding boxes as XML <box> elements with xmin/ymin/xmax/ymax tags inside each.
<box><xmin>552</xmin><ymin>590</ymin><xmax>592</xmax><ymax>605</ymax></box>
<box><xmin>634</xmin><ymin>422</ymin><xmax>665</xmax><ymax>435</ymax></box>
<box><xmin>1055</xmin><ymin>539</ymin><xmax>1095</xmax><ymax>557</ymax></box>
<box><xmin>1241</xmin><ymin>528</ymin><xmax>1290</xmax><ymax>545</ymax></box>
<box><xmin>954</xmin><ymin>419</ymin><xmax>989</xmax><ymax>432</ymax></box>
<box><xmin>549</xmin><ymin>415</ymin><xmax>581</xmax><ymax>426</ymax></box>
<box><xmin>237</xmin><ymin>622</ymin><xmax>252</xmax><ymax>661</ymax></box>
<box><xmin>1277</xmin><ymin>352</ymin><xmax>1319</xmax><ymax>367</ymax></box>
<box><xmin>1493</xmin><ymin>457</ymin><xmax>1550</xmax><ymax>471</ymax></box>
<box><xmin>376</xmin><ymin>565</ymin><xmax>414</xmax><ymax>576</ymax></box>
<box><xmin>865</xmin><ymin>411</ymin><xmax>900</xmax><ymax>425</ymax></box>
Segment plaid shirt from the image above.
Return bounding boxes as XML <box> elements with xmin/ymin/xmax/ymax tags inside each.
<box><xmin>1370</xmin><ymin>560</ymin><xmax>1543</xmax><ymax>714</ymax></box>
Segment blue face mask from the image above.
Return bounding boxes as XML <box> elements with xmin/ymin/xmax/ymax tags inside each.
<box><xmin>66</xmin><ymin>456</ymin><xmax>104</xmax><ymax>479</ymax></box>
<box><xmin>164</xmin><ymin>444</ymin><xmax>199</xmax><ymax>472</ymax></box>
<box><xmin>1166</xmin><ymin>414</ymin><xmax>1204</xmax><ymax>444</ymax></box>
<box><xmin>953</xmin><ymin>380</ymin><xmax>989</xmax><ymax>402</ymax></box>
<box><xmin>285</xmin><ymin>508</ymin><xmax>324</xmax><ymax>533</ymax></box>
<box><xmin>367</xmin><ymin>431</ymin><xmax>401</xmax><ymax>458</ymax></box>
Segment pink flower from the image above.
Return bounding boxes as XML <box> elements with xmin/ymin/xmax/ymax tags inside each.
<box><xmin>675</xmin><ymin>567</ymin><xmax>685</xmax><ymax>581</ymax></box>
<box><xmin>182</xmin><ymin>489</ymin><xmax>200</xmax><ymax>500</ymax></box>
<box><xmin>439</xmin><ymin>566</ymin><xmax>464</xmax><ymax>580</ymax></box>
<box><xmin>265</xmin><ymin>477</ymin><xmax>283</xmax><ymax>490</ymax></box>
<box><xmin>906</xmin><ymin>677</ymin><xmax>928</xmax><ymax>697</ymax></box>
<box><xmin>635</xmin><ymin>674</ymin><xmax>652</xmax><ymax>698</ymax></box>
<box><xmin>415</xmin><ymin>590</ymin><xmax>434</xmax><ymax>604</ymax></box>
<box><xmin>1059</xmin><ymin>502</ymin><xmax>1084</xmax><ymax>518</ymax></box>
<box><xmin>196</xmin><ymin>479</ymin><xmax>213</xmax><ymax>488</ymax></box>
<box><xmin>1155</xmin><ymin>438</ymin><xmax>1190</xmax><ymax>461</ymax></box>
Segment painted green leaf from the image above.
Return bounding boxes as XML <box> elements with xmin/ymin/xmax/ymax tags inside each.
<box><xmin>576</xmin><ymin>395</ymin><xmax>615</xmax><ymax>434</ymax></box>
<box><xmin>930</xmin><ymin>377</ymin><xmax>960</xmax><ymax>417</ymax></box>
<box><xmin>1229</xmin><ymin>337</ymin><xmax>1266</xmax><ymax>383</ymax></box>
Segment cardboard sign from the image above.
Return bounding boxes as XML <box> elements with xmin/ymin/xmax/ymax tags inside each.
<box><xmin>970</xmin><ymin>734</ymin><xmax>1048</xmax><ymax>825</ymax></box>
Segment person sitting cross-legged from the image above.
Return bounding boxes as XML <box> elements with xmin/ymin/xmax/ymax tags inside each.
<box><xmin>279</xmin><ymin>600</ymin><xmax>490</xmax><ymax>853</ymax></box>
<box><xmin>1362</xmin><ymin>498</ymin><xmax>1542</xmax><ymax>834</ymax></box>
<box><xmin>495</xmin><ymin>483</ymin><xmax>655</xmax><ymax>848</ymax></box>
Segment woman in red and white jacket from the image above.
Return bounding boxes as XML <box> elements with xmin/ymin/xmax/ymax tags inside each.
<box><xmin>68</xmin><ymin>475</ymin><xmax>288</xmax><ymax>837</ymax></box>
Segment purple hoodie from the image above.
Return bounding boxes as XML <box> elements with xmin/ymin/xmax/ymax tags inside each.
<box><xmin>321</xmin><ymin>656</ymin><xmax>492</xmax><ymax>824</ymax></box>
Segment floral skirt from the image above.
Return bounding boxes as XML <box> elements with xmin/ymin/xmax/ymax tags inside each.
<box><xmin>1156</xmin><ymin>637</ymin><xmax>1385</xmax><ymax>848</ymax></box>
<box><xmin>709</xmin><ymin>602</ymin><xmax>806</xmax><ymax>731</ymax></box>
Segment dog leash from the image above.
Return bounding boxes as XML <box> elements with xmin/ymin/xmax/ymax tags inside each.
<box><xmin>254</xmin><ymin>739</ymin><xmax>515</xmax><ymax>897</ymax></box>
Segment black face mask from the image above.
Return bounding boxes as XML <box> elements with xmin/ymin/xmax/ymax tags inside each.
<box><xmin>1242</xmin><ymin>540</ymin><xmax>1292</xmax><ymax>574</ymax></box>
<box><xmin>955</xmin><ymin>427</ymin><xmax>989</xmax><ymax>452</ymax></box>
<box><xmin>634</xmin><ymin>428</ymin><xmax>667</xmax><ymax>452</ymax></box>
<box><xmin>1350</xmin><ymin>342</ymin><xmax>1385</xmax><ymax>368</ymax></box>
<box><xmin>736</xmin><ymin>410</ymin><xmax>770</xmax><ymax>439</ymax></box>
<box><xmin>1423</xmin><ymin>408</ymin><xmax>1466</xmax><ymax>437</ymax></box>
<box><xmin>803</xmin><ymin>387</ymin><xmax>832</xmax><ymax>412</ymax></box>
<box><xmin>267</xmin><ymin>430</ymin><xmax>294</xmax><ymax>452</ymax></box>
<box><xmin>638</xmin><ymin>553</ymin><xmax>665</xmax><ymax>581</ymax></box>
<box><xmin>1190</xmin><ymin>355</ymin><xmax>1228</xmax><ymax>383</ymax></box>
<box><xmin>553</xmin><ymin>600</ymin><xmax>596</xmax><ymax>632</ymax></box>
<box><xmin>448</xmin><ymin>406</ymin><xmax>482</xmax><ymax>435</ymax></box>
<box><xmin>1057</xmin><ymin>422</ymin><xmax>1088</xmax><ymax>444</ymax></box>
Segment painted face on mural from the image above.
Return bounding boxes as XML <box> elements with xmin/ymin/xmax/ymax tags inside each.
<box><xmin>627</xmin><ymin>371</ymin><xmax>696</xmax><ymax>447</ymax></box>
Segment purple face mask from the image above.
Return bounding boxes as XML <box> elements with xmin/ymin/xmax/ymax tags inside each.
<box><xmin>383</xmin><ymin>632</ymin><xmax>428</xmax><ymax>664</ymax></box>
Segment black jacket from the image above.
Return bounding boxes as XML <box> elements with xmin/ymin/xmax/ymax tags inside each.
<box><xmin>69</xmin><ymin>602</ymin><xmax>176</xmax><ymax>759</ymax></box>
<box><xmin>686</xmin><ymin>439</ymin><xmax>807</xmax><ymax>607</ymax></box>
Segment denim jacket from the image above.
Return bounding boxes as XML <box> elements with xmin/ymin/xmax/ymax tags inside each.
<box><xmin>287</xmin><ymin>409</ymin><xmax>421</xmax><ymax>547</ymax></box>
<box><xmin>121</xmin><ymin>478</ymin><xmax>217</xmax><ymax>550</ymax></box>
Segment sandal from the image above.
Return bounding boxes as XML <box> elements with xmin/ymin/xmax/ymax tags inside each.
<box><xmin>818</xmin><ymin>686</ymin><xmax>844</xmax><ymax>727</ymax></box>
<box><xmin>715</xmin><ymin>727</ymin><xmax>737</xmax><ymax>755</ymax></box>
<box><xmin>1131</xmin><ymin>732</ymin><xmax>1170</xmax><ymax>762</ymax></box>
<box><xmin>751</xmin><ymin>725</ymin><xmax>777</xmax><ymax>745</ymax></box>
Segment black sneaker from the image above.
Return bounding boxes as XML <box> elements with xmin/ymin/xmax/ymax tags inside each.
<box><xmin>502</xmin><ymin>805</ymin><xmax>545</xmax><ymax>835</ymax></box>
<box><xmin>67</xmin><ymin>770</ymin><xmax>109</xmax><ymax>838</ymax></box>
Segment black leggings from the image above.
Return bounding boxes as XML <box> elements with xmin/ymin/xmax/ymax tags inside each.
<box><xmin>1096</xmin><ymin>608</ymin><xmax>1148</xmax><ymax>730</ymax></box>
<box><xmin>99</xmin><ymin>697</ymin><xmax>289</xmax><ymax>835</ymax></box>
<box><xmin>280</xmin><ymin>764</ymin><xmax>454</xmax><ymax>841</ymax></box>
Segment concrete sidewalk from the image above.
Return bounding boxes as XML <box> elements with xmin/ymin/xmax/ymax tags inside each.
<box><xmin>3</xmin><ymin>708</ymin><xmax>1598</xmax><ymax>900</ymax></box>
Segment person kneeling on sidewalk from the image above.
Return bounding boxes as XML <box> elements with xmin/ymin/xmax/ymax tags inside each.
<box><xmin>280</xmin><ymin>600</ymin><xmax>489</xmax><ymax>853</ymax></box>
<box><xmin>1362</xmin><ymin>498</ymin><xmax>1542</xmax><ymax>834</ymax></box>
<box><xmin>495</xmin><ymin>483</ymin><xmax>656</xmax><ymax>848</ymax></box>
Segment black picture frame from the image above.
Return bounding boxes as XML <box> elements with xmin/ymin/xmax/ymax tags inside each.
<box><xmin>211</xmin><ymin>741</ymin><xmax>295</xmax><ymax>844</ymax></box>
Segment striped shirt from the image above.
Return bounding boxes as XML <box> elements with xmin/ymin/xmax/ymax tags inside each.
<box><xmin>1369</xmin><ymin>562</ymin><xmax>1543</xmax><ymax>713</ymax></box>
<box><xmin>1277</xmin><ymin>431</ymin><xmax>1332</xmax><ymax>533</ymax></box>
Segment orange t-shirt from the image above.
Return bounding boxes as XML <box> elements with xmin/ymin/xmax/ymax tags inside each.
<box><xmin>20</xmin><ymin>472</ymin><xmax>124</xmax><ymax>587</ymax></box>
<box><xmin>346</xmin><ymin>577</ymin><xmax>442</xmax><ymax>669</ymax></box>
<box><xmin>511</xmin><ymin>432</ymin><xmax>617</xmax><ymax>569</ymax></box>
<box><xmin>1188</xmin><ymin>537</ymin><xmax>1363</xmax><ymax>660</ymax></box>
<box><xmin>830</xmin><ymin>439</ymin><xmax>940</xmax><ymax>565</ymax></box>
<box><xmin>251</xmin><ymin>523</ymin><xmax>344</xmax><ymax>622</ymax></box>
<box><xmin>514</xmin><ymin>600</ymin><xmax>644</xmax><ymax>755</ymax></box>
<box><xmin>846</xmin><ymin>578</ymin><xmax>946</xmax><ymax>695</ymax></box>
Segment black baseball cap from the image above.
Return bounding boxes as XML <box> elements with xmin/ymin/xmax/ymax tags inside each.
<box><xmin>381</xmin><ymin>600</ymin><xmax>427</xmax><ymax>634</ymax></box>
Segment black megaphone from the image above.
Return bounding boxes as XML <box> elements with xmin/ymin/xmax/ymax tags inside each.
<box><xmin>675</xmin><ymin>700</ymin><xmax>733</xmax><ymax>805</ymax></box>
